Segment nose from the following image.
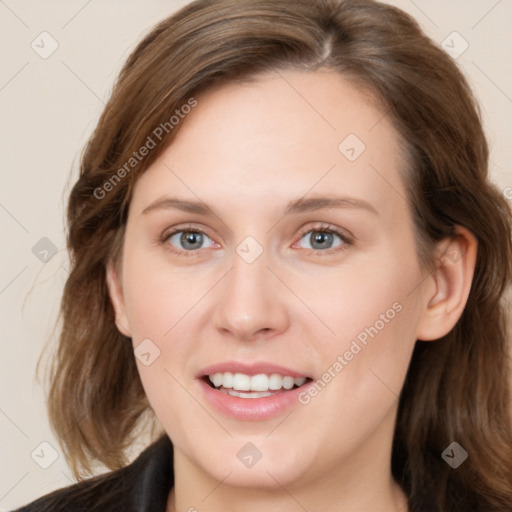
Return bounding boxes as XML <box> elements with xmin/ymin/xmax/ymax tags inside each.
<box><xmin>212</xmin><ymin>244</ymin><xmax>290</xmax><ymax>342</ymax></box>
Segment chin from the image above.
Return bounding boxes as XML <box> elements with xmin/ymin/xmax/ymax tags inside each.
<box><xmin>194</xmin><ymin>436</ymin><xmax>312</xmax><ymax>489</ymax></box>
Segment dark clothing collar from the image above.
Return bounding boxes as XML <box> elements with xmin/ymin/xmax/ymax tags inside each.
<box><xmin>13</xmin><ymin>434</ymin><xmax>174</xmax><ymax>512</ymax></box>
<box><xmin>130</xmin><ymin>434</ymin><xmax>174</xmax><ymax>511</ymax></box>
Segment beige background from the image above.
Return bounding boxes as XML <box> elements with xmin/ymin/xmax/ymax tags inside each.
<box><xmin>1</xmin><ymin>0</ymin><xmax>511</xmax><ymax>509</ymax></box>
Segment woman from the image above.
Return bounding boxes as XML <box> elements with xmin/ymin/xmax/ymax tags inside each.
<box><xmin>13</xmin><ymin>0</ymin><xmax>512</xmax><ymax>510</ymax></box>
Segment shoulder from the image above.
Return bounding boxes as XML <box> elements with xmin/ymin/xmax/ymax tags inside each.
<box><xmin>11</xmin><ymin>434</ymin><xmax>174</xmax><ymax>512</ymax></box>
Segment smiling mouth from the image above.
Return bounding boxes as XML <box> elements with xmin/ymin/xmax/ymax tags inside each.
<box><xmin>203</xmin><ymin>372</ymin><xmax>313</xmax><ymax>398</ymax></box>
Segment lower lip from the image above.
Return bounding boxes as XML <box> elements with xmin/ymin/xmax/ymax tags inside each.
<box><xmin>198</xmin><ymin>379</ymin><xmax>308</xmax><ymax>421</ymax></box>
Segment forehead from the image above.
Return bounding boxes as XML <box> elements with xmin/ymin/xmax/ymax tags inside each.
<box><xmin>130</xmin><ymin>69</ymin><xmax>409</xmax><ymax>225</ymax></box>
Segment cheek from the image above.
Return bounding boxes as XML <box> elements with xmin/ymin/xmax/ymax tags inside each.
<box><xmin>120</xmin><ymin>247</ymin><xmax>212</xmax><ymax>417</ymax></box>
<box><xmin>312</xmin><ymin>249</ymin><xmax>419</xmax><ymax>357</ymax></box>
<box><xmin>305</xmin><ymin>239</ymin><xmax>422</xmax><ymax>408</ymax></box>
<box><xmin>121</xmin><ymin>247</ymin><xmax>210</xmax><ymax>341</ymax></box>
<box><xmin>291</xmin><ymin>277</ymin><xmax>420</xmax><ymax>474</ymax></box>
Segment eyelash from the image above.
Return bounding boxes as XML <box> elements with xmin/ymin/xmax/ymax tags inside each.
<box><xmin>160</xmin><ymin>223</ymin><xmax>354</xmax><ymax>257</ymax></box>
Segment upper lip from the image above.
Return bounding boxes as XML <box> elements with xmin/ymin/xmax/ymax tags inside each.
<box><xmin>197</xmin><ymin>361</ymin><xmax>311</xmax><ymax>379</ymax></box>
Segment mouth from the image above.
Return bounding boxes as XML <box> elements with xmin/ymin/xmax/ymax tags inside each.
<box><xmin>197</xmin><ymin>362</ymin><xmax>315</xmax><ymax>420</ymax></box>
<box><xmin>202</xmin><ymin>372</ymin><xmax>313</xmax><ymax>399</ymax></box>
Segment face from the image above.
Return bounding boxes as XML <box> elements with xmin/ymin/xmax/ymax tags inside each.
<box><xmin>108</xmin><ymin>70</ymin><xmax>432</xmax><ymax>490</ymax></box>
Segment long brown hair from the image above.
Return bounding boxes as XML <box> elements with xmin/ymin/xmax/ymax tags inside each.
<box><xmin>42</xmin><ymin>0</ymin><xmax>512</xmax><ymax>509</ymax></box>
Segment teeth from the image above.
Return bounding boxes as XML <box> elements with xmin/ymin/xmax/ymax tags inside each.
<box><xmin>269</xmin><ymin>374</ymin><xmax>282</xmax><ymax>390</ymax></box>
<box><xmin>251</xmin><ymin>374</ymin><xmax>269</xmax><ymax>391</ymax></box>
<box><xmin>212</xmin><ymin>373</ymin><xmax>223</xmax><ymax>388</ymax></box>
<box><xmin>283</xmin><ymin>376</ymin><xmax>295</xmax><ymax>390</ymax></box>
<box><xmin>208</xmin><ymin>372</ymin><xmax>307</xmax><ymax>392</ymax></box>
<box><xmin>225</xmin><ymin>390</ymin><xmax>273</xmax><ymax>398</ymax></box>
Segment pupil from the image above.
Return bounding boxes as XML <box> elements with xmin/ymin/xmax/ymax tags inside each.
<box><xmin>182</xmin><ymin>232</ymin><xmax>203</xmax><ymax>249</ymax></box>
<box><xmin>311</xmin><ymin>231</ymin><xmax>332</xmax><ymax>249</ymax></box>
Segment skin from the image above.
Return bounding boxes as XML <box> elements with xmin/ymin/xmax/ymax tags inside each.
<box><xmin>107</xmin><ymin>69</ymin><xmax>477</xmax><ymax>512</ymax></box>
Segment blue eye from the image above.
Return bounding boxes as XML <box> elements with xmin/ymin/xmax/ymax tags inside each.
<box><xmin>296</xmin><ymin>228</ymin><xmax>350</xmax><ymax>253</ymax></box>
<box><xmin>161</xmin><ymin>223</ymin><xmax>353</xmax><ymax>257</ymax></box>
<box><xmin>165</xmin><ymin>229</ymin><xmax>214</xmax><ymax>253</ymax></box>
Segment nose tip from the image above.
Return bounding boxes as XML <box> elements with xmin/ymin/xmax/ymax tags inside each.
<box><xmin>219</xmin><ymin>322</ymin><xmax>273</xmax><ymax>343</ymax></box>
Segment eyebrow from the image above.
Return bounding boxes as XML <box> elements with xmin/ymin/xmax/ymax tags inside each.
<box><xmin>141</xmin><ymin>195</ymin><xmax>378</xmax><ymax>217</ymax></box>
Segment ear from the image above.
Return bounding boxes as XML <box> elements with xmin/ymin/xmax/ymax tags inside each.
<box><xmin>415</xmin><ymin>226</ymin><xmax>478</xmax><ymax>341</ymax></box>
<box><xmin>106</xmin><ymin>260</ymin><xmax>131</xmax><ymax>337</ymax></box>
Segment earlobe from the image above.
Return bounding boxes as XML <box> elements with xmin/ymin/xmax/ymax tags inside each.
<box><xmin>106</xmin><ymin>261</ymin><xmax>132</xmax><ymax>337</ymax></box>
<box><xmin>416</xmin><ymin>226</ymin><xmax>478</xmax><ymax>341</ymax></box>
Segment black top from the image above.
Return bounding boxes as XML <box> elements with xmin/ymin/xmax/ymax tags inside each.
<box><xmin>12</xmin><ymin>434</ymin><xmax>174</xmax><ymax>512</ymax></box>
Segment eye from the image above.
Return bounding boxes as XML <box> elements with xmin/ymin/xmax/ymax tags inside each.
<box><xmin>162</xmin><ymin>227</ymin><xmax>216</xmax><ymax>255</ymax></box>
<box><xmin>295</xmin><ymin>224</ymin><xmax>353</xmax><ymax>254</ymax></box>
<box><xmin>160</xmin><ymin>223</ymin><xmax>353</xmax><ymax>257</ymax></box>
